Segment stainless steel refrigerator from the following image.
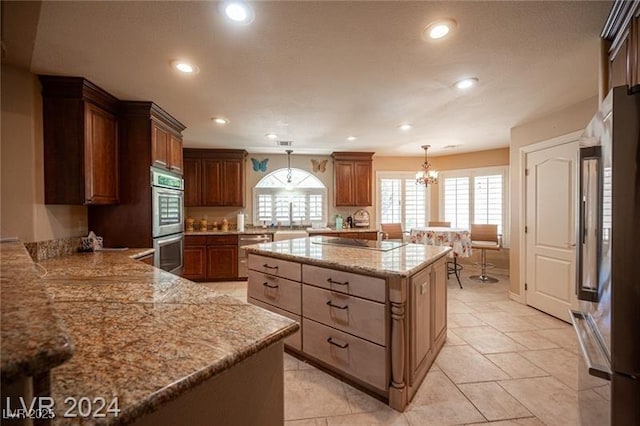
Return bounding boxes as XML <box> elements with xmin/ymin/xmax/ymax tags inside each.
<box><xmin>571</xmin><ymin>86</ymin><xmax>640</xmax><ymax>425</ymax></box>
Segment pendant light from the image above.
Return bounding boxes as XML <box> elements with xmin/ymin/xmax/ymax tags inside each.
<box><xmin>415</xmin><ymin>145</ymin><xmax>438</xmax><ymax>186</ymax></box>
<box><xmin>285</xmin><ymin>149</ymin><xmax>294</xmax><ymax>191</ymax></box>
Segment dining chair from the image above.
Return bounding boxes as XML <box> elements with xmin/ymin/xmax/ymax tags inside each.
<box><xmin>380</xmin><ymin>223</ymin><xmax>408</xmax><ymax>242</ymax></box>
<box><xmin>469</xmin><ymin>224</ymin><xmax>500</xmax><ymax>283</ymax></box>
<box><xmin>428</xmin><ymin>221</ymin><xmax>451</xmax><ymax>227</ymax></box>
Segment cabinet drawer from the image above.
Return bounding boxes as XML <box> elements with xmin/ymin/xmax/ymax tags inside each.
<box><xmin>302</xmin><ymin>285</ymin><xmax>386</xmax><ymax>346</ymax></box>
<box><xmin>302</xmin><ymin>264</ymin><xmax>386</xmax><ymax>303</ymax></box>
<box><xmin>207</xmin><ymin>235</ymin><xmax>238</xmax><ymax>245</ymax></box>
<box><xmin>248</xmin><ymin>270</ymin><xmax>301</xmax><ymax>315</ymax></box>
<box><xmin>249</xmin><ymin>297</ymin><xmax>301</xmax><ymax>350</ymax></box>
<box><xmin>248</xmin><ymin>254</ymin><xmax>301</xmax><ymax>282</ymax></box>
<box><xmin>185</xmin><ymin>235</ymin><xmax>207</xmax><ymax>246</ymax></box>
<box><xmin>303</xmin><ymin>318</ymin><xmax>387</xmax><ymax>391</ymax></box>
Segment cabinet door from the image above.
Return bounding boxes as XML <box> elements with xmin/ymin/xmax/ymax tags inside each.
<box><xmin>184</xmin><ymin>246</ymin><xmax>207</xmax><ymax>281</ymax></box>
<box><xmin>183</xmin><ymin>158</ymin><xmax>201</xmax><ymax>206</ymax></box>
<box><xmin>202</xmin><ymin>159</ymin><xmax>223</xmax><ymax>206</ymax></box>
<box><xmin>169</xmin><ymin>134</ymin><xmax>183</xmax><ymax>174</ymax></box>
<box><xmin>207</xmin><ymin>245</ymin><xmax>238</xmax><ymax>280</ymax></box>
<box><xmin>151</xmin><ymin>123</ymin><xmax>169</xmax><ymax>168</ymax></box>
<box><xmin>354</xmin><ymin>161</ymin><xmax>372</xmax><ymax>206</ymax></box>
<box><xmin>84</xmin><ymin>103</ymin><xmax>119</xmax><ymax>204</ymax></box>
<box><xmin>432</xmin><ymin>258</ymin><xmax>447</xmax><ymax>340</ymax></box>
<box><xmin>223</xmin><ymin>159</ymin><xmax>244</xmax><ymax>206</ymax></box>
<box><xmin>410</xmin><ymin>266</ymin><xmax>432</xmax><ymax>376</ymax></box>
<box><xmin>334</xmin><ymin>161</ymin><xmax>355</xmax><ymax>206</ymax></box>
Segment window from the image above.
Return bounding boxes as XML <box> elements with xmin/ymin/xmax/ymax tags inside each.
<box><xmin>377</xmin><ymin>172</ymin><xmax>429</xmax><ymax>229</ymax></box>
<box><xmin>439</xmin><ymin>166</ymin><xmax>509</xmax><ymax>243</ymax></box>
<box><xmin>254</xmin><ymin>168</ymin><xmax>327</xmax><ymax>225</ymax></box>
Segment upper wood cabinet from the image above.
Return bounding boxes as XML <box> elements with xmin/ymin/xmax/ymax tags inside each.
<box><xmin>331</xmin><ymin>152</ymin><xmax>374</xmax><ymax>207</ymax></box>
<box><xmin>603</xmin><ymin>1</ymin><xmax>640</xmax><ymax>93</ymax></box>
<box><xmin>119</xmin><ymin>102</ymin><xmax>186</xmax><ymax>174</ymax></box>
<box><xmin>184</xmin><ymin>149</ymin><xmax>247</xmax><ymax>207</ymax></box>
<box><xmin>40</xmin><ymin>76</ymin><xmax>119</xmax><ymax>205</ymax></box>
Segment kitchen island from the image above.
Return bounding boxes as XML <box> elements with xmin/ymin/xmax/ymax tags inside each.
<box><xmin>244</xmin><ymin>236</ymin><xmax>451</xmax><ymax>411</ymax></box>
<box><xmin>1</xmin><ymin>241</ymin><xmax>298</xmax><ymax>425</ymax></box>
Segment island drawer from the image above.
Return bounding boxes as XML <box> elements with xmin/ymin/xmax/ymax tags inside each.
<box><xmin>303</xmin><ymin>318</ymin><xmax>387</xmax><ymax>391</ymax></box>
<box><xmin>249</xmin><ymin>297</ymin><xmax>301</xmax><ymax>350</ymax></box>
<box><xmin>248</xmin><ymin>270</ymin><xmax>301</xmax><ymax>315</ymax></box>
<box><xmin>302</xmin><ymin>285</ymin><xmax>386</xmax><ymax>346</ymax></box>
<box><xmin>249</xmin><ymin>254</ymin><xmax>301</xmax><ymax>282</ymax></box>
<box><xmin>302</xmin><ymin>265</ymin><xmax>386</xmax><ymax>303</ymax></box>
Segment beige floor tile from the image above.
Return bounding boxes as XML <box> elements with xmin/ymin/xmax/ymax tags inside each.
<box><xmin>326</xmin><ymin>410</ymin><xmax>409</xmax><ymax>425</ymax></box>
<box><xmin>534</xmin><ymin>328</ymin><xmax>581</xmax><ymax>354</ymax></box>
<box><xmin>284</xmin><ymin>369</ymin><xmax>351</xmax><ymax>420</ymax></box>
<box><xmin>503</xmin><ymin>330</ymin><xmax>559</xmax><ymax>350</ymax></box>
<box><xmin>452</xmin><ymin>326</ymin><xmax>526</xmax><ymax>354</ymax></box>
<box><xmin>448</xmin><ymin>300</ymin><xmax>478</xmax><ymax>314</ymax></box>
<box><xmin>409</xmin><ymin>371</ymin><xmax>468</xmax><ymax>407</ymax></box>
<box><xmin>498</xmin><ymin>376</ymin><xmax>579</xmax><ymax>426</ymax></box>
<box><xmin>405</xmin><ymin>401</ymin><xmax>486</xmax><ymax>425</ymax></box>
<box><xmin>592</xmin><ymin>384</ymin><xmax>611</xmax><ymax>400</ymax></box>
<box><xmin>474</xmin><ymin>312</ymin><xmax>539</xmax><ymax>332</ymax></box>
<box><xmin>435</xmin><ymin>345</ymin><xmax>509</xmax><ymax>383</ymax></box>
<box><xmin>341</xmin><ymin>383</ymin><xmax>389</xmax><ymax>414</ymax></box>
<box><xmin>526</xmin><ymin>313</ymin><xmax>571</xmax><ymax>330</ymax></box>
<box><xmin>485</xmin><ymin>353</ymin><xmax>548</xmax><ymax>379</ymax></box>
<box><xmin>486</xmin><ymin>418</ymin><xmax>545</xmax><ymax>425</ymax></box>
<box><xmin>485</xmin><ymin>301</ymin><xmax>541</xmax><ymax>316</ymax></box>
<box><xmin>458</xmin><ymin>382</ymin><xmax>532</xmax><ymax>421</ymax></box>
<box><xmin>464</xmin><ymin>301</ymin><xmax>506</xmax><ymax>313</ymax></box>
<box><xmin>520</xmin><ymin>348</ymin><xmax>605</xmax><ymax>391</ymax></box>
<box><xmin>577</xmin><ymin>389</ymin><xmax>611</xmax><ymax>425</ymax></box>
<box><xmin>448</xmin><ymin>313</ymin><xmax>487</xmax><ymax>328</ymax></box>
<box><xmin>284</xmin><ymin>353</ymin><xmax>301</xmax><ymax>371</ymax></box>
<box><xmin>286</xmin><ymin>419</ymin><xmax>328</xmax><ymax>426</ymax></box>
<box><xmin>444</xmin><ymin>329</ymin><xmax>466</xmax><ymax>346</ymax></box>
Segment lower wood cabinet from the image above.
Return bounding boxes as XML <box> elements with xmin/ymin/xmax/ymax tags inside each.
<box><xmin>183</xmin><ymin>235</ymin><xmax>238</xmax><ymax>281</ymax></box>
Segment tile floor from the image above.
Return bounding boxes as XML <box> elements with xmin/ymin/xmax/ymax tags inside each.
<box><xmin>204</xmin><ymin>271</ymin><xmax>610</xmax><ymax>425</ymax></box>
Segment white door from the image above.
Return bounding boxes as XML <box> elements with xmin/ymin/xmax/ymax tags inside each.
<box><xmin>525</xmin><ymin>141</ymin><xmax>578</xmax><ymax>322</ymax></box>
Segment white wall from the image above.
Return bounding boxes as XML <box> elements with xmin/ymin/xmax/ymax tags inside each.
<box><xmin>1</xmin><ymin>64</ymin><xmax>87</xmax><ymax>242</ymax></box>
<box><xmin>508</xmin><ymin>96</ymin><xmax>598</xmax><ymax>297</ymax></box>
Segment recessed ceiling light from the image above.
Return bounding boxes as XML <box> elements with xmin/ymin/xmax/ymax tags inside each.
<box><xmin>423</xmin><ymin>19</ymin><xmax>457</xmax><ymax>41</ymax></box>
<box><xmin>222</xmin><ymin>1</ymin><xmax>255</xmax><ymax>24</ymax></box>
<box><xmin>266</xmin><ymin>133</ymin><xmax>278</xmax><ymax>140</ymax></box>
<box><xmin>212</xmin><ymin>117</ymin><xmax>229</xmax><ymax>125</ymax></box>
<box><xmin>454</xmin><ymin>77</ymin><xmax>479</xmax><ymax>90</ymax></box>
<box><xmin>172</xmin><ymin>61</ymin><xmax>199</xmax><ymax>74</ymax></box>
<box><xmin>347</xmin><ymin>136</ymin><xmax>357</xmax><ymax>141</ymax></box>
<box><xmin>399</xmin><ymin>124</ymin><xmax>412</xmax><ymax>131</ymax></box>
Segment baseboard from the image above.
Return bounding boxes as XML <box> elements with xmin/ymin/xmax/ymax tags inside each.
<box><xmin>509</xmin><ymin>291</ymin><xmax>524</xmax><ymax>304</ymax></box>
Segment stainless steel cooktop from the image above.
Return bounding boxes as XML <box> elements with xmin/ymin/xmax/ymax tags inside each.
<box><xmin>312</xmin><ymin>237</ymin><xmax>407</xmax><ymax>252</ymax></box>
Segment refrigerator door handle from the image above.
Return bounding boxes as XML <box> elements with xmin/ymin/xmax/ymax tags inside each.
<box><xmin>570</xmin><ymin>310</ymin><xmax>612</xmax><ymax>381</ymax></box>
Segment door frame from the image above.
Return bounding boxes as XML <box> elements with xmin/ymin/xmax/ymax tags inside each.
<box><xmin>518</xmin><ymin>130</ymin><xmax>583</xmax><ymax>303</ymax></box>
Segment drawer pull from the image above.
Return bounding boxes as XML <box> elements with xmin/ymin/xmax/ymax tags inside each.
<box><xmin>326</xmin><ymin>300</ymin><xmax>349</xmax><ymax>310</ymax></box>
<box><xmin>263</xmin><ymin>264</ymin><xmax>279</xmax><ymax>270</ymax></box>
<box><xmin>263</xmin><ymin>282</ymin><xmax>279</xmax><ymax>289</ymax></box>
<box><xmin>327</xmin><ymin>337</ymin><xmax>349</xmax><ymax>349</ymax></box>
<box><xmin>327</xmin><ymin>278</ymin><xmax>349</xmax><ymax>286</ymax></box>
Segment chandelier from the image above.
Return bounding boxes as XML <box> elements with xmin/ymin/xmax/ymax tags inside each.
<box><xmin>415</xmin><ymin>145</ymin><xmax>438</xmax><ymax>186</ymax></box>
<box><xmin>285</xmin><ymin>149</ymin><xmax>294</xmax><ymax>190</ymax></box>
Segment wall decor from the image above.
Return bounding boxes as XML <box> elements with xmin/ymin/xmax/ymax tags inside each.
<box><xmin>251</xmin><ymin>158</ymin><xmax>269</xmax><ymax>172</ymax></box>
<box><xmin>311</xmin><ymin>159</ymin><xmax>328</xmax><ymax>173</ymax></box>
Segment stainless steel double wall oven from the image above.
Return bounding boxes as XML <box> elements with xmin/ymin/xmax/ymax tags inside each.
<box><xmin>151</xmin><ymin>167</ymin><xmax>184</xmax><ymax>274</ymax></box>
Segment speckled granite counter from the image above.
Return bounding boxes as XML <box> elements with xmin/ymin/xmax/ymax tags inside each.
<box><xmin>244</xmin><ymin>236</ymin><xmax>449</xmax><ymax>277</ymax></box>
<box><xmin>120</xmin><ymin>247</ymin><xmax>154</xmax><ymax>259</ymax></box>
<box><xmin>185</xmin><ymin>229</ymin><xmax>276</xmax><ymax>236</ymax></box>
<box><xmin>0</xmin><ymin>241</ymin><xmax>74</xmax><ymax>381</ymax></box>
<box><xmin>2</xmin><ymin>243</ymin><xmax>298</xmax><ymax>425</ymax></box>
<box><xmin>185</xmin><ymin>228</ymin><xmax>378</xmax><ymax>236</ymax></box>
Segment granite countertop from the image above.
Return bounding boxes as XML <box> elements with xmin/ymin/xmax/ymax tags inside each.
<box><xmin>121</xmin><ymin>247</ymin><xmax>154</xmax><ymax>259</ymax></box>
<box><xmin>0</xmin><ymin>242</ymin><xmax>74</xmax><ymax>381</ymax></box>
<box><xmin>186</xmin><ymin>228</ymin><xmax>378</xmax><ymax>236</ymax></box>
<box><xmin>244</xmin><ymin>236</ymin><xmax>450</xmax><ymax>278</ymax></box>
<box><xmin>3</xmin><ymin>244</ymin><xmax>298</xmax><ymax>425</ymax></box>
<box><xmin>306</xmin><ymin>228</ymin><xmax>379</xmax><ymax>234</ymax></box>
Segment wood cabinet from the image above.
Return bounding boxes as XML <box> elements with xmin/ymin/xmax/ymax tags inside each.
<box><xmin>183</xmin><ymin>234</ymin><xmax>239</xmax><ymax>281</ymax></box>
<box><xmin>88</xmin><ymin>101</ymin><xmax>185</xmax><ymax>249</ymax></box>
<box><xmin>184</xmin><ymin>149</ymin><xmax>247</xmax><ymax>207</ymax></box>
<box><xmin>603</xmin><ymin>1</ymin><xmax>640</xmax><ymax>93</ymax></box>
<box><xmin>151</xmin><ymin>122</ymin><xmax>184</xmax><ymax>173</ymax></box>
<box><xmin>331</xmin><ymin>152</ymin><xmax>374</xmax><ymax>206</ymax></box>
<box><xmin>40</xmin><ymin>76</ymin><xmax>119</xmax><ymax>205</ymax></box>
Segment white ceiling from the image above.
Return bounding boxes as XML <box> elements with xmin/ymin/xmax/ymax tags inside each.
<box><xmin>22</xmin><ymin>1</ymin><xmax>611</xmax><ymax>156</ymax></box>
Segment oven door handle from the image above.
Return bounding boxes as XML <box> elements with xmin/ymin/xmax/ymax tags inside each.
<box><xmin>157</xmin><ymin>234</ymin><xmax>183</xmax><ymax>246</ymax></box>
<box><xmin>569</xmin><ymin>310</ymin><xmax>612</xmax><ymax>380</ymax></box>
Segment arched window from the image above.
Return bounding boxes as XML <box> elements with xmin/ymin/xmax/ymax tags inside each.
<box><xmin>254</xmin><ymin>168</ymin><xmax>327</xmax><ymax>226</ymax></box>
